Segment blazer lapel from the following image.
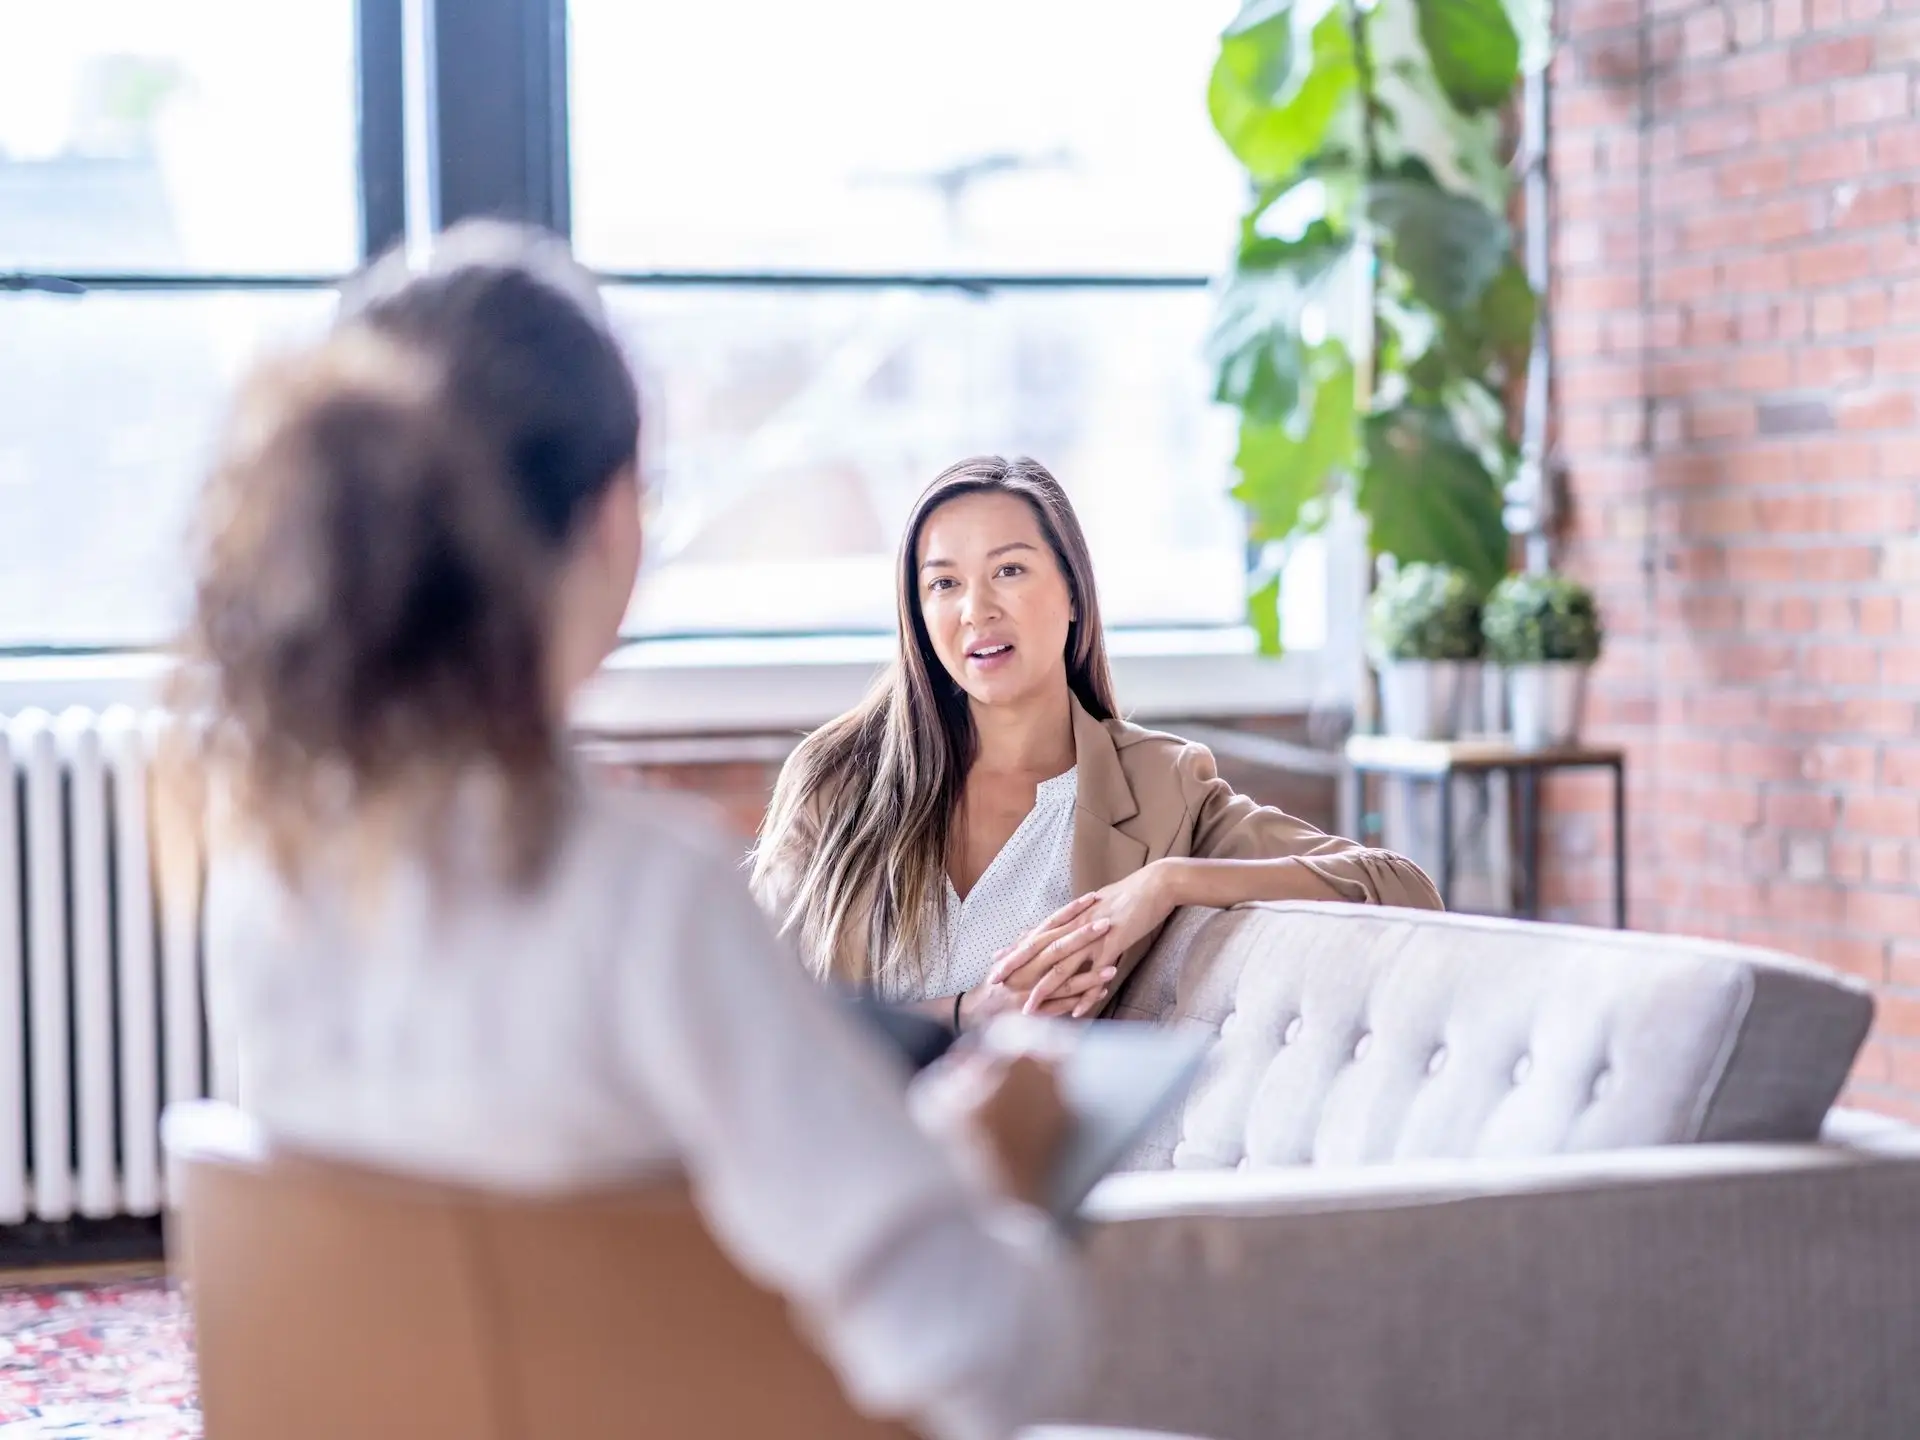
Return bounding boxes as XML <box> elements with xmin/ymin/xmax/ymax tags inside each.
<box><xmin>1070</xmin><ymin>699</ymin><xmax>1148</xmax><ymax>898</ymax></box>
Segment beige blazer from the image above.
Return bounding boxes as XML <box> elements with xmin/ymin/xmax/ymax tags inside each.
<box><xmin>759</xmin><ymin>699</ymin><xmax>1443</xmax><ymax>1001</ymax></box>
<box><xmin>1062</xmin><ymin>700</ymin><xmax>1443</xmax><ymax>999</ymax></box>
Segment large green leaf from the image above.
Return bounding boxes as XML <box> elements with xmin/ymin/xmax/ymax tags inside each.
<box><xmin>1209</xmin><ymin>0</ymin><xmax>1359</xmax><ymax>186</ymax></box>
<box><xmin>1413</xmin><ymin>0</ymin><xmax>1521</xmax><ymax>113</ymax></box>
<box><xmin>1248</xmin><ymin>573</ymin><xmax>1284</xmax><ymax>655</ymax></box>
<box><xmin>1367</xmin><ymin>169</ymin><xmax>1511</xmax><ymax>313</ymax></box>
<box><xmin>1475</xmin><ymin>255</ymin><xmax>1537</xmax><ymax>376</ymax></box>
<box><xmin>1358</xmin><ymin>404</ymin><xmax>1509</xmax><ymax>591</ymax></box>
<box><xmin>1231</xmin><ymin>345</ymin><xmax>1357</xmax><ymax>543</ymax></box>
<box><xmin>1412</xmin><ymin>254</ymin><xmax>1537</xmax><ymax>395</ymax></box>
<box><xmin>1206</xmin><ymin>226</ymin><xmax>1350</xmax><ymax>424</ymax></box>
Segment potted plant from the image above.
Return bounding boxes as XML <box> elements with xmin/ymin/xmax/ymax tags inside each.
<box><xmin>1483</xmin><ymin>573</ymin><xmax>1603</xmax><ymax>750</ymax></box>
<box><xmin>1205</xmin><ymin>0</ymin><xmax>1550</xmax><ymax>651</ymax></box>
<box><xmin>1366</xmin><ymin>562</ymin><xmax>1483</xmax><ymax>739</ymax></box>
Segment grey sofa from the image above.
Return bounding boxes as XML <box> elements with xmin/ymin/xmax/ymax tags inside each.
<box><xmin>1068</xmin><ymin>903</ymin><xmax>1920</xmax><ymax>1440</ymax></box>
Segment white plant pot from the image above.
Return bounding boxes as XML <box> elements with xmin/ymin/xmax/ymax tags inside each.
<box><xmin>1507</xmin><ymin>662</ymin><xmax>1590</xmax><ymax>751</ymax></box>
<box><xmin>1454</xmin><ymin>660</ymin><xmax>1491</xmax><ymax>735</ymax></box>
<box><xmin>1377</xmin><ymin>660</ymin><xmax>1468</xmax><ymax>740</ymax></box>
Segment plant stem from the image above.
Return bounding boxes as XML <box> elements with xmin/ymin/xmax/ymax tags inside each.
<box><xmin>1343</xmin><ymin>0</ymin><xmax>1384</xmax><ymax>421</ymax></box>
<box><xmin>1344</xmin><ymin>0</ymin><xmax>1387</xmax><ymax>734</ymax></box>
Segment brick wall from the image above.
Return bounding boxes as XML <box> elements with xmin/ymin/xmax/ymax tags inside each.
<box><xmin>1552</xmin><ymin>0</ymin><xmax>1920</xmax><ymax>1115</ymax></box>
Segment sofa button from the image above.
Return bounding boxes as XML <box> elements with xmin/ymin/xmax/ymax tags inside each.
<box><xmin>1353</xmin><ymin>1031</ymin><xmax>1373</xmax><ymax>1061</ymax></box>
<box><xmin>1282</xmin><ymin>1016</ymin><xmax>1303</xmax><ymax>1045</ymax></box>
<box><xmin>1426</xmin><ymin>1046</ymin><xmax>1448</xmax><ymax>1076</ymax></box>
<box><xmin>1236</xmin><ymin>1156</ymin><xmax>1251</xmax><ymax>1171</ymax></box>
<box><xmin>1511</xmin><ymin>1053</ymin><xmax>1533</xmax><ymax>1085</ymax></box>
<box><xmin>1592</xmin><ymin>1067</ymin><xmax>1612</xmax><ymax>1100</ymax></box>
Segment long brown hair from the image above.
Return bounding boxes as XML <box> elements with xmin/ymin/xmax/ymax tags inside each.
<box><xmin>751</xmin><ymin>456</ymin><xmax>1118</xmax><ymax>987</ymax></box>
<box><xmin>165</xmin><ymin>221</ymin><xmax>640</xmax><ymax>887</ymax></box>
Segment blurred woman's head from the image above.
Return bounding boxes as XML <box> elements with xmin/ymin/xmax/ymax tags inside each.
<box><xmin>171</xmin><ymin>220</ymin><xmax>641</xmax><ymax>884</ymax></box>
<box><xmin>754</xmin><ymin>455</ymin><xmax>1116</xmax><ymax>985</ymax></box>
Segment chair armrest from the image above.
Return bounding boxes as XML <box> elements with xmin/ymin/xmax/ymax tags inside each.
<box><xmin>1065</xmin><ymin>1142</ymin><xmax>1920</xmax><ymax>1440</ymax></box>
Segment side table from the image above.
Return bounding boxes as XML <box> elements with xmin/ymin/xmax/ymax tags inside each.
<box><xmin>1343</xmin><ymin>736</ymin><xmax>1628</xmax><ymax>928</ymax></box>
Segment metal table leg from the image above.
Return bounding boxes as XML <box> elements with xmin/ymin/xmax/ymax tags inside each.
<box><xmin>1519</xmin><ymin>767</ymin><xmax>1540</xmax><ymax>920</ymax></box>
<box><xmin>1612</xmin><ymin>758</ymin><xmax>1628</xmax><ymax>929</ymax></box>
<box><xmin>1436</xmin><ymin>770</ymin><xmax>1454</xmax><ymax>910</ymax></box>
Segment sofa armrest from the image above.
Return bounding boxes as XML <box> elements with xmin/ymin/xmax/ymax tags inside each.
<box><xmin>1067</xmin><ymin>1141</ymin><xmax>1920</xmax><ymax>1440</ymax></box>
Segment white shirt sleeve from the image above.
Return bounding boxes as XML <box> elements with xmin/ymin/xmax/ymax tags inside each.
<box><xmin>609</xmin><ymin>838</ymin><xmax>1087</xmax><ymax>1440</ymax></box>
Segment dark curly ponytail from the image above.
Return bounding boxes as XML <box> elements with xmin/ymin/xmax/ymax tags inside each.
<box><xmin>167</xmin><ymin>223</ymin><xmax>640</xmax><ymax>887</ymax></box>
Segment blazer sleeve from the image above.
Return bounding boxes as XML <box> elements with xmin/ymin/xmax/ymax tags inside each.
<box><xmin>1176</xmin><ymin>741</ymin><xmax>1445</xmax><ymax>911</ymax></box>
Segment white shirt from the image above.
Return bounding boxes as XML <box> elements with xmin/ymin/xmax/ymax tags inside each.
<box><xmin>204</xmin><ymin>780</ymin><xmax>1083</xmax><ymax>1440</ymax></box>
<box><xmin>880</xmin><ymin>769</ymin><xmax>1080</xmax><ymax>1004</ymax></box>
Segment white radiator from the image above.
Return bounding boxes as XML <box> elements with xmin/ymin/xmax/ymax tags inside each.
<box><xmin>1</xmin><ymin>706</ymin><xmax>214</xmax><ymax>1226</ymax></box>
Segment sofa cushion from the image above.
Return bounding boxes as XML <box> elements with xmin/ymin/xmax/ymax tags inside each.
<box><xmin>1112</xmin><ymin>903</ymin><xmax>1873</xmax><ymax>1171</ymax></box>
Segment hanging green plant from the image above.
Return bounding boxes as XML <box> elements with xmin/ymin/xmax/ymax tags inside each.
<box><xmin>1208</xmin><ymin>0</ymin><xmax>1549</xmax><ymax>650</ymax></box>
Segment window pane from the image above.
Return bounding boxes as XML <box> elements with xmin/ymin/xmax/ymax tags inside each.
<box><xmin>0</xmin><ymin>291</ymin><xmax>335</xmax><ymax>646</ymax></box>
<box><xmin>609</xmin><ymin>284</ymin><xmax>1261</xmax><ymax>638</ymax></box>
<box><xmin>570</xmin><ymin>0</ymin><xmax>1243</xmax><ymax>275</ymax></box>
<box><xmin>0</xmin><ymin>2</ymin><xmax>357</xmax><ymax>273</ymax></box>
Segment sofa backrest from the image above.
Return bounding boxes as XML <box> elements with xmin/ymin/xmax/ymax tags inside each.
<box><xmin>1113</xmin><ymin>904</ymin><xmax>1872</xmax><ymax>1171</ymax></box>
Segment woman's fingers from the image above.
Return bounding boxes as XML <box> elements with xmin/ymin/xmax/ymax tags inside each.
<box><xmin>987</xmin><ymin>896</ymin><xmax>1099</xmax><ymax>984</ymax></box>
<box><xmin>994</xmin><ymin>918</ymin><xmax>1109</xmax><ymax>990</ymax></box>
<box><xmin>1039</xmin><ymin>893</ymin><xmax>1100</xmax><ymax>930</ymax></box>
<box><xmin>1033</xmin><ymin>981</ymin><xmax>1113</xmax><ymax>1021</ymax></box>
<box><xmin>1024</xmin><ymin>949</ymin><xmax>1115</xmax><ymax>1014</ymax></box>
<box><xmin>1070</xmin><ymin>987</ymin><xmax>1112</xmax><ymax>1020</ymax></box>
<box><xmin>1050</xmin><ymin>965</ymin><xmax>1116</xmax><ymax>1000</ymax></box>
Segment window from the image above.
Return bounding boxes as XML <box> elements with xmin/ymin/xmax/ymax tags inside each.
<box><xmin>0</xmin><ymin>1</ymin><xmax>358</xmax><ymax>275</ymax></box>
<box><xmin>4</xmin><ymin>0</ymin><xmax>1335</xmax><ymax>664</ymax></box>
<box><xmin>569</xmin><ymin>0</ymin><xmax>1296</xmax><ymax>642</ymax></box>
<box><xmin>569</xmin><ymin>1</ymin><xmax>1239</xmax><ymax>277</ymax></box>
<box><xmin>0</xmin><ymin>0</ymin><xmax>362</xmax><ymax>649</ymax></box>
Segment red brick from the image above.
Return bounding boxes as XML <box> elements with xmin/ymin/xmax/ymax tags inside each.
<box><xmin>1832</xmin><ymin>73</ymin><xmax>1912</xmax><ymax>126</ymax></box>
<box><xmin>1881</xmin><ymin>644</ymin><xmax>1920</xmax><ymax>686</ymax></box>
<box><xmin>1721</xmin><ymin>151</ymin><xmax>1796</xmax><ymax>197</ymax></box>
<box><xmin>1793</xmin><ymin>240</ymin><xmax>1875</xmax><ymax>288</ymax></box>
<box><xmin>1876</xmin><ymin>992</ymin><xmax>1920</xmax><ymax>1038</ymax></box>
<box><xmin>1840</xmin><ymin>390</ymin><xmax>1920</xmax><ymax>430</ymax></box>
<box><xmin>1882</xmin><ymin>747</ymin><xmax>1920</xmax><ymax>788</ymax></box>
<box><xmin>1845</xmin><ymin>699</ymin><xmax>1919</xmax><ymax>735</ymax></box>
<box><xmin>1798</xmin><ymin>546</ymin><xmax>1881</xmax><ymax>582</ymax></box>
<box><xmin>1755</xmin><ymin>91</ymin><xmax>1829</xmax><ymax>144</ymax></box>
<box><xmin>1848</xmin><ymin>889</ymin><xmax>1920</xmax><ymax>934</ymax></box>
<box><xmin>1794</xmin><ymin>135</ymin><xmax>1874</xmax><ymax>185</ymax></box>
<box><xmin>1767</xmin><ymin>791</ymin><xmax>1841</xmax><ymax>830</ymax></box>
<box><xmin>1806</xmin><ymin>644</ymin><xmax>1881</xmax><ymax>685</ymax></box>
<box><xmin>1872</xmin><ymin>127</ymin><xmax>1920</xmax><ymax>170</ymax></box>
<box><xmin>1727</xmin><ymin>740</ymin><xmax>1809</xmax><ymax>778</ymax></box>
<box><xmin>1858</xmin><ymin>593</ymin><xmax>1905</xmax><ymax>634</ymax></box>
<box><xmin>1847</xmin><ymin>795</ymin><xmax>1920</xmax><ymax>838</ymax></box>
<box><xmin>1836</xmin><ymin>184</ymin><xmax>1913</xmax><ymax>231</ymax></box>
<box><xmin>1804</xmin><ymin>743</ymin><xmax>1879</xmax><ymax>784</ymax></box>
<box><xmin>1872</xmin><ymin>331</ymin><xmax>1920</xmax><ymax>377</ymax></box>
<box><xmin>1793</xmin><ymin>34</ymin><xmax>1876</xmax><ymax>79</ymax></box>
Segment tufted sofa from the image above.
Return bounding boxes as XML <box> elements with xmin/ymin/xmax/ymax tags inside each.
<box><xmin>1063</xmin><ymin>903</ymin><xmax>1920</xmax><ymax>1440</ymax></box>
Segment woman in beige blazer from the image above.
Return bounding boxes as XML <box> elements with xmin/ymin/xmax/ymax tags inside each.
<box><xmin>751</xmin><ymin>456</ymin><xmax>1440</xmax><ymax>1030</ymax></box>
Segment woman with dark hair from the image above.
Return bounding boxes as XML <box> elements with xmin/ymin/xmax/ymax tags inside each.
<box><xmin>753</xmin><ymin>455</ymin><xmax>1441</xmax><ymax>1028</ymax></box>
<box><xmin>173</xmin><ymin>224</ymin><xmax>1083</xmax><ymax>1440</ymax></box>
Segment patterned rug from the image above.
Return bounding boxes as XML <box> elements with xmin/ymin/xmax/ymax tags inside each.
<box><xmin>0</xmin><ymin>1280</ymin><xmax>197</xmax><ymax>1438</ymax></box>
